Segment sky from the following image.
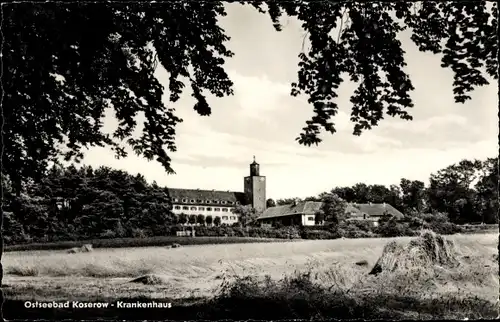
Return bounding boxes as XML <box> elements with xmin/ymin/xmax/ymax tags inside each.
<box><xmin>79</xmin><ymin>3</ymin><xmax>498</xmax><ymax>200</ymax></box>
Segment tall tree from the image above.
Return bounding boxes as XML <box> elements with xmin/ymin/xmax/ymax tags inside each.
<box><xmin>266</xmin><ymin>198</ymin><xmax>276</xmax><ymax>208</ymax></box>
<box><xmin>399</xmin><ymin>179</ymin><xmax>426</xmax><ymax>213</ymax></box>
<box><xmin>475</xmin><ymin>158</ymin><xmax>499</xmax><ymax>224</ymax></box>
<box><xmin>367</xmin><ymin>184</ymin><xmax>392</xmax><ymax>204</ymax></box>
<box><xmin>427</xmin><ymin>159</ymin><xmax>483</xmax><ymax>224</ymax></box>
<box><xmin>276</xmin><ymin>198</ymin><xmax>300</xmax><ymax>206</ymax></box>
<box><xmin>331</xmin><ymin>187</ymin><xmax>357</xmax><ymax>202</ymax></box>
<box><xmin>318</xmin><ymin>193</ymin><xmax>347</xmax><ymax>225</ymax></box>
<box><xmin>232</xmin><ymin>205</ymin><xmax>258</xmax><ymax>227</ymax></box>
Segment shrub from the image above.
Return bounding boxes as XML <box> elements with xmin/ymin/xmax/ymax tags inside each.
<box><xmin>131</xmin><ymin>228</ymin><xmax>148</xmax><ymax>239</ymax></box>
<box><xmin>100</xmin><ymin>229</ymin><xmax>116</xmax><ymax>239</ymax></box>
<box><xmin>375</xmin><ymin>218</ymin><xmax>411</xmax><ymax>237</ymax></box>
<box><xmin>301</xmin><ymin>230</ymin><xmax>336</xmax><ymax>239</ymax></box>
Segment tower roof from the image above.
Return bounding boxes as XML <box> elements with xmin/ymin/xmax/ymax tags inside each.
<box><xmin>251</xmin><ymin>155</ymin><xmax>259</xmax><ymax>165</ymax></box>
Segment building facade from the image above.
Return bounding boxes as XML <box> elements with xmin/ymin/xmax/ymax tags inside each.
<box><xmin>168</xmin><ymin>157</ymin><xmax>266</xmax><ymax>226</ymax></box>
<box><xmin>257</xmin><ymin>201</ymin><xmax>323</xmax><ymax>227</ymax></box>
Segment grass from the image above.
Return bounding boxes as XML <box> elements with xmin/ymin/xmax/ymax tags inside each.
<box><xmin>4</xmin><ymin>235</ymin><xmax>288</xmax><ymax>252</ymax></box>
<box><xmin>2</xmin><ymin>232</ymin><xmax>499</xmax><ymax>319</ymax></box>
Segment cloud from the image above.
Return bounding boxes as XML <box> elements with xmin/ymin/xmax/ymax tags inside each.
<box><xmin>385</xmin><ymin>114</ymin><xmax>468</xmax><ymax>133</ymax></box>
<box><xmin>75</xmin><ymin>4</ymin><xmax>498</xmax><ymax>201</ymax></box>
<box><xmin>228</xmin><ymin>70</ymin><xmax>290</xmax><ymax>120</ymax></box>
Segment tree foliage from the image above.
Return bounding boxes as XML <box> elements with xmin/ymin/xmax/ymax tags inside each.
<box><xmin>232</xmin><ymin>204</ymin><xmax>258</xmax><ymax>227</ymax></box>
<box><xmin>312</xmin><ymin>157</ymin><xmax>498</xmax><ymax>225</ymax></box>
<box><xmin>1</xmin><ymin>3</ymin><xmax>498</xmax><ymax>314</ymax></box>
<box><xmin>249</xmin><ymin>1</ymin><xmax>498</xmax><ymax>145</ymax></box>
<box><xmin>318</xmin><ymin>192</ymin><xmax>347</xmax><ymax>224</ymax></box>
<box><xmin>266</xmin><ymin>198</ymin><xmax>276</xmax><ymax>208</ymax></box>
<box><xmin>1</xmin><ymin>165</ymin><xmax>177</xmax><ymax>244</ymax></box>
<box><xmin>2</xmin><ymin>1</ymin><xmax>497</xmax><ymax>190</ymax></box>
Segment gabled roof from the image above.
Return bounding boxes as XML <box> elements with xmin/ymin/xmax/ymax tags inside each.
<box><xmin>258</xmin><ymin>201</ymin><xmax>322</xmax><ymax>220</ymax></box>
<box><xmin>165</xmin><ymin>188</ymin><xmax>248</xmax><ymax>206</ymax></box>
<box><xmin>348</xmin><ymin>203</ymin><xmax>404</xmax><ymax>219</ymax></box>
<box><xmin>258</xmin><ymin>201</ymin><xmax>404</xmax><ymax>220</ymax></box>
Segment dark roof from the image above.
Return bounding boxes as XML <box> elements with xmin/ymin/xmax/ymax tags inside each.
<box><xmin>346</xmin><ymin>203</ymin><xmax>404</xmax><ymax>219</ymax></box>
<box><xmin>166</xmin><ymin>188</ymin><xmax>248</xmax><ymax>205</ymax></box>
<box><xmin>257</xmin><ymin>201</ymin><xmax>322</xmax><ymax>220</ymax></box>
<box><xmin>258</xmin><ymin>202</ymin><xmax>404</xmax><ymax>220</ymax></box>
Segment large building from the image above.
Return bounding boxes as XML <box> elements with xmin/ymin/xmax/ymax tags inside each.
<box><xmin>168</xmin><ymin>157</ymin><xmax>404</xmax><ymax>227</ymax></box>
<box><xmin>256</xmin><ymin>200</ymin><xmax>405</xmax><ymax>227</ymax></box>
<box><xmin>168</xmin><ymin>157</ymin><xmax>266</xmax><ymax>226</ymax></box>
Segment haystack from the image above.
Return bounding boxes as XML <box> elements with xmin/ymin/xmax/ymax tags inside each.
<box><xmin>67</xmin><ymin>244</ymin><xmax>93</xmax><ymax>254</ymax></box>
<box><xmin>81</xmin><ymin>244</ymin><xmax>93</xmax><ymax>252</ymax></box>
<box><xmin>130</xmin><ymin>274</ymin><xmax>165</xmax><ymax>285</ymax></box>
<box><xmin>369</xmin><ymin>230</ymin><xmax>460</xmax><ymax>275</ymax></box>
<box><xmin>67</xmin><ymin>247</ymin><xmax>81</xmax><ymax>254</ymax></box>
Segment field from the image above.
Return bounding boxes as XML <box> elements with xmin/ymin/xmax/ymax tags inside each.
<box><xmin>3</xmin><ymin>235</ymin><xmax>288</xmax><ymax>252</ymax></box>
<box><xmin>3</xmin><ymin>232</ymin><xmax>499</xmax><ymax>320</ymax></box>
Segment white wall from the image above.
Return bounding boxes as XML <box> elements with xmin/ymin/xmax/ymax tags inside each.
<box><xmin>172</xmin><ymin>204</ymin><xmax>240</xmax><ymax>225</ymax></box>
<box><xmin>302</xmin><ymin>214</ymin><xmax>316</xmax><ymax>226</ymax></box>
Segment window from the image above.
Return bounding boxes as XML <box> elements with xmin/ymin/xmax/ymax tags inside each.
<box><xmin>221</xmin><ymin>201</ymin><xmax>227</xmax><ymax>204</ymax></box>
<box><xmin>228</xmin><ymin>201</ymin><xmax>234</xmax><ymax>205</ymax></box>
<box><xmin>190</xmin><ymin>207</ymin><xmax>197</xmax><ymax>211</ymax></box>
<box><xmin>230</xmin><ymin>208</ymin><xmax>236</xmax><ymax>213</ymax></box>
<box><xmin>222</xmin><ymin>216</ymin><xmax>228</xmax><ymax>220</ymax></box>
<box><xmin>230</xmin><ymin>216</ymin><xmax>236</xmax><ymax>220</ymax></box>
<box><xmin>190</xmin><ymin>199</ymin><xmax>196</xmax><ymax>203</ymax></box>
<box><xmin>198</xmin><ymin>207</ymin><xmax>205</xmax><ymax>211</ymax></box>
<box><xmin>363</xmin><ymin>214</ymin><xmax>367</xmax><ymax>219</ymax></box>
<box><xmin>213</xmin><ymin>200</ymin><xmax>219</xmax><ymax>204</ymax></box>
<box><xmin>197</xmin><ymin>199</ymin><xmax>203</xmax><ymax>203</ymax></box>
<box><xmin>182</xmin><ymin>198</ymin><xmax>188</xmax><ymax>203</ymax></box>
<box><xmin>182</xmin><ymin>206</ymin><xmax>189</xmax><ymax>210</ymax></box>
<box><xmin>308</xmin><ymin>216</ymin><xmax>315</xmax><ymax>221</ymax></box>
<box><xmin>222</xmin><ymin>208</ymin><xmax>228</xmax><ymax>212</ymax></box>
<box><xmin>214</xmin><ymin>208</ymin><xmax>220</xmax><ymax>211</ymax></box>
<box><xmin>174</xmin><ymin>206</ymin><xmax>181</xmax><ymax>210</ymax></box>
<box><xmin>206</xmin><ymin>200</ymin><xmax>211</xmax><ymax>203</ymax></box>
<box><xmin>206</xmin><ymin>207</ymin><xmax>212</xmax><ymax>211</ymax></box>
<box><xmin>235</xmin><ymin>201</ymin><xmax>240</xmax><ymax>205</ymax></box>
<box><xmin>173</xmin><ymin>198</ymin><xmax>179</xmax><ymax>202</ymax></box>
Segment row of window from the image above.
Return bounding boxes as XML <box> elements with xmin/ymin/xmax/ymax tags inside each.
<box><xmin>173</xmin><ymin>205</ymin><xmax>235</xmax><ymax>212</ymax></box>
<box><xmin>172</xmin><ymin>198</ymin><xmax>239</xmax><ymax>205</ymax></box>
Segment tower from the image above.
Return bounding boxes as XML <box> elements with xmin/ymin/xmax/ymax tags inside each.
<box><xmin>244</xmin><ymin>156</ymin><xmax>266</xmax><ymax>213</ymax></box>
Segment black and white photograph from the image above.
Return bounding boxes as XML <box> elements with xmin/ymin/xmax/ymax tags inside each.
<box><xmin>1</xmin><ymin>1</ymin><xmax>498</xmax><ymax>320</ymax></box>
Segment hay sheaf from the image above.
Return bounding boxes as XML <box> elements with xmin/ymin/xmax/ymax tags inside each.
<box><xmin>355</xmin><ymin>260</ymin><xmax>369</xmax><ymax>267</ymax></box>
<box><xmin>369</xmin><ymin>230</ymin><xmax>460</xmax><ymax>275</ymax></box>
<box><xmin>67</xmin><ymin>244</ymin><xmax>93</xmax><ymax>254</ymax></box>
<box><xmin>130</xmin><ymin>274</ymin><xmax>166</xmax><ymax>285</ymax></box>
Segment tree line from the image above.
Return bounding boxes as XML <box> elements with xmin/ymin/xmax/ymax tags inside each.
<box><xmin>1</xmin><ymin>156</ymin><xmax>497</xmax><ymax>245</ymax></box>
<box><xmin>272</xmin><ymin>157</ymin><xmax>498</xmax><ymax>225</ymax></box>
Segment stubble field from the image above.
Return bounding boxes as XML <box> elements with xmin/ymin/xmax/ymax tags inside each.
<box><xmin>2</xmin><ymin>232</ymin><xmax>499</xmax><ymax>319</ymax></box>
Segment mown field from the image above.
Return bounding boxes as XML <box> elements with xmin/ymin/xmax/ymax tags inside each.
<box><xmin>2</xmin><ymin>232</ymin><xmax>499</xmax><ymax>320</ymax></box>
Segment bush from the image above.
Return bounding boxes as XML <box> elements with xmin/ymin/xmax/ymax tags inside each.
<box><xmin>100</xmin><ymin>230</ymin><xmax>116</xmax><ymax>239</ymax></box>
<box><xmin>131</xmin><ymin>228</ymin><xmax>148</xmax><ymax>239</ymax></box>
<box><xmin>301</xmin><ymin>229</ymin><xmax>336</xmax><ymax>239</ymax></box>
<box><xmin>232</xmin><ymin>227</ymin><xmax>247</xmax><ymax>237</ymax></box>
<box><xmin>375</xmin><ymin>219</ymin><xmax>411</xmax><ymax>237</ymax></box>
